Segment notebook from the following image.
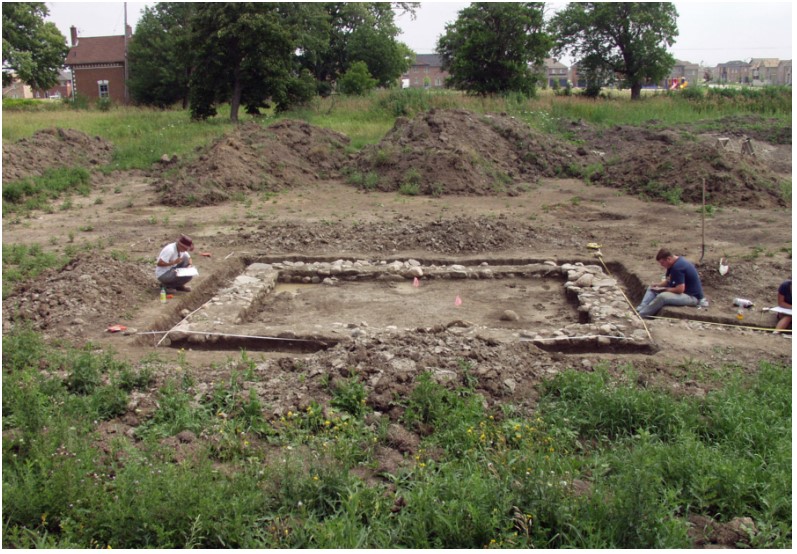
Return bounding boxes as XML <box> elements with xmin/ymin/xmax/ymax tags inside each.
<box><xmin>175</xmin><ymin>267</ymin><xmax>198</xmax><ymax>277</ymax></box>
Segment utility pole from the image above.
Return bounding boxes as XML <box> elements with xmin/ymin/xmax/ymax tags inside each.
<box><xmin>124</xmin><ymin>2</ymin><xmax>129</xmax><ymax>104</ymax></box>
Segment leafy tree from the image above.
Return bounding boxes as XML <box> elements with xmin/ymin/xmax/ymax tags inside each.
<box><xmin>188</xmin><ymin>3</ymin><xmax>303</xmax><ymax>121</ymax></box>
<box><xmin>298</xmin><ymin>3</ymin><xmax>417</xmax><ymax>91</ymax></box>
<box><xmin>436</xmin><ymin>3</ymin><xmax>551</xmax><ymax>96</ymax></box>
<box><xmin>347</xmin><ymin>26</ymin><xmax>412</xmax><ymax>88</ymax></box>
<box><xmin>550</xmin><ymin>2</ymin><xmax>678</xmax><ymax>100</ymax></box>
<box><xmin>128</xmin><ymin>2</ymin><xmax>195</xmax><ymax>108</ymax></box>
<box><xmin>337</xmin><ymin>60</ymin><xmax>378</xmax><ymax>95</ymax></box>
<box><xmin>2</xmin><ymin>2</ymin><xmax>68</xmax><ymax>90</ymax></box>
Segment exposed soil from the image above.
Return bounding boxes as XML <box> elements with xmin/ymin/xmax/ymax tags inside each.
<box><xmin>350</xmin><ymin>108</ymin><xmax>598</xmax><ymax>195</ymax></box>
<box><xmin>2</xmin><ymin>109</ymin><xmax>791</xmax><ymax>548</ymax></box>
<box><xmin>1</xmin><ymin>127</ymin><xmax>114</xmax><ymax>182</ymax></box>
<box><xmin>154</xmin><ymin>120</ymin><xmax>351</xmax><ymax>206</ymax></box>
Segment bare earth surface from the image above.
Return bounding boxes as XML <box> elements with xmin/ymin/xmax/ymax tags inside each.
<box><xmin>2</xmin><ymin>110</ymin><xmax>792</xmax><ymax>547</ymax></box>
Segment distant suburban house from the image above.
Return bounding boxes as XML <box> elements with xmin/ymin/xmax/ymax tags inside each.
<box><xmin>749</xmin><ymin>58</ymin><xmax>780</xmax><ymax>85</ymax></box>
<box><xmin>664</xmin><ymin>59</ymin><xmax>699</xmax><ymax>88</ymax></box>
<box><xmin>65</xmin><ymin>24</ymin><xmax>131</xmax><ymax>103</ymax></box>
<box><xmin>716</xmin><ymin>60</ymin><xmax>750</xmax><ymax>84</ymax></box>
<box><xmin>776</xmin><ymin>59</ymin><xmax>792</xmax><ymax>85</ymax></box>
<box><xmin>32</xmin><ymin>70</ymin><xmax>73</xmax><ymax>99</ymax></box>
<box><xmin>542</xmin><ymin>58</ymin><xmax>568</xmax><ymax>88</ymax></box>
<box><xmin>2</xmin><ymin>77</ymin><xmax>32</xmax><ymax>99</ymax></box>
<box><xmin>567</xmin><ymin>62</ymin><xmax>584</xmax><ymax>89</ymax></box>
<box><xmin>402</xmin><ymin>54</ymin><xmax>448</xmax><ymax>89</ymax></box>
<box><xmin>567</xmin><ymin>61</ymin><xmax>618</xmax><ymax>90</ymax></box>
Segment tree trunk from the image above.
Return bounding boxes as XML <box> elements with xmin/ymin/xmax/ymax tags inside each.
<box><xmin>631</xmin><ymin>82</ymin><xmax>642</xmax><ymax>100</ymax></box>
<box><xmin>230</xmin><ymin>66</ymin><xmax>242</xmax><ymax>122</ymax></box>
<box><xmin>182</xmin><ymin>67</ymin><xmax>191</xmax><ymax>109</ymax></box>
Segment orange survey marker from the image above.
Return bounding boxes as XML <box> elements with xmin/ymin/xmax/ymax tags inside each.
<box><xmin>200</xmin><ymin>252</ymin><xmax>212</xmax><ymax>257</ymax></box>
<box><xmin>106</xmin><ymin>324</ymin><xmax>127</xmax><ymax>333</ymax></box>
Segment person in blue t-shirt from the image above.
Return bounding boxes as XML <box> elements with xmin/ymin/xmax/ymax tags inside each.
<box><xmin>775</xmin><ymin>278</ymin><xmax>791</xmax><ymax>330</ymax></box>
<box><xmin>636</xmin><ymin>248</ymin><xmax>704</xmax><ymax>318</ymax></box>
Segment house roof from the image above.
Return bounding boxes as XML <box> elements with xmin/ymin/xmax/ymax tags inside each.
<box><xmin>412</xmin><ymin>54</ymin><xmax>443</xmax><ymax>67</ymax></box>
<box><xmin>543</xmin><ymin>58</ymin><xmax>568</xmax><ymax>69</ymax></box>
<box><xmin>749</xmin><ymin>58</ymin><xmax>780</xmax><ymax>68</ymax></box>
<box><xmin>66</xmin><ymin>35</ymin><xmax>126</xmax><ymax>66</ymax></box>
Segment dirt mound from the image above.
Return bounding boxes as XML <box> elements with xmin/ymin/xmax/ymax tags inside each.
<box><xmin>2</xmin><ymin>255</ymin><xmax>154</xmax><ymax>340</ymax></box>
<box><xmin>570</xmin><ymin>123</ymin><xmax>788</xmax><ymax>209</ymax></box>
<box><xmin>2</xmin><ymin>128</ymin><xmax>114</xmax><ymax>183</ymax></box>
<box><xmin>686</xmin><ymin>115</ymin><xmax>792</xmax><ymax>145</ymax></box>
<box><xmin>259</xmin><ymin>333</ymin><xmax>558</xmax><ymax>420</ymax></box>
<box><xmin>155</xmin><ymin>120</ymin><xmax>351</xmax><ymax>206</ymax></box>
<box><xmin>350</xmin><ymin>109</ymin><xmax>595</xmax><ymax>196</ymax></box>
<box><xmin>231</xmin><ymin>215</ymin><xmax>575</xmax><ymax>255</ymax></box>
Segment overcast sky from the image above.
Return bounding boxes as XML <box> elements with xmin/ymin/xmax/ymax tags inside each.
<box><xmin>46</xmin><ymin>1</ymin><xmax>793</xmax><ymax>67</ymax></box>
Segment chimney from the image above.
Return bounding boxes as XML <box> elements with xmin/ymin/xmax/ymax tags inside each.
<box><xmin>70</xmin><ymin>25</ymin><xmax>77</xmax><ymax>46</ymax></box>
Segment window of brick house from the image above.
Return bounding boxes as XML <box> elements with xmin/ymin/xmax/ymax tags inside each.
<box><xmin>97</xmin><ymin>80</ymin><xmax>109</xmax><ymax>98</ymax></box>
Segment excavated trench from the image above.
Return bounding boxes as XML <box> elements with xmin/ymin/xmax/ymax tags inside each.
<box><xmin>141</xmin><ymin>255</ymin><xmax>672</xmax><ymax>354</ymax></box>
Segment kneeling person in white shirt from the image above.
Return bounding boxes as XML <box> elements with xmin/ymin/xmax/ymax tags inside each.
<box><xmin>155</xmin><ymin>234</ymin><xmax>196</xmax><ymax>292</ymax></box>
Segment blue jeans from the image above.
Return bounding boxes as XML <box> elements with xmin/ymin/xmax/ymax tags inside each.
<box><xmin>636</xmin><ymin>287</ymin><xmax>699</xmax><ymax>317</ymax></box>
<box><xmin>157</xmin><ymin>259</ymin><xmax>193</xmax><ymax>288</ymax></box>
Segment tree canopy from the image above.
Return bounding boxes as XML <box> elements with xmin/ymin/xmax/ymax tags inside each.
<box><xmin>550</xmin><ymin>2</ymin><xmax>678</xmax><ymax>99</ymax></box>
<box><xmin>436</xmin><ymin>2</ymin><xmax>551</xmax><ymax>96</ymax></box>
<box><xmin>129</xmin><ymin>2</ymin><xmax>417</xmax><ymax>119</ymax></box>
<box><xmin>128</xmin><ymin>3</ymin><xmax>195</xmax><ymax>108</ymax></box>
<box><xmin>188</xmin><ymin>3</ymin><xmax>301</xmax><ymax>121</ymax></box>
<box><xmin>296</xmin><ymin>2</ymin><xmax>416</xmax><ymax>95</ymax></box>
<box><xmin>337</xmin><ymin>60</ymin><xmax>378</xmax><ymax>96</ymax></box>
<box><xmin>2</xmin><ymin>2</ymin><xmax>68</xmax><ymax>90</ymax></box>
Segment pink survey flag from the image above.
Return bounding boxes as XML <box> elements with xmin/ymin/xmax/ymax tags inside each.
<box><xmin>413</xmin><ymin>277</ymin><xmax>420</xmax><ymax>288</ymax></box>
<box><xmin>454</xmin><ymin>295</ymin><xmax>462</xmax><ymax>306</ymax></box>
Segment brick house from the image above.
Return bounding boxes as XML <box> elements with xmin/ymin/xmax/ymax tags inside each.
<box><xmin>65</xmin><ymin>25</ymin><xmax>131</xmax><ymax>103</ymax></box>
<box><xmin>749</xmin><ymin>58</ymin><xmax>780</xmax><ymax>85</ymax></box>
<box><xmin>542</xmin><ymin>58</ymin><xmax>569</xmax><ymax>88</ymax></box>
<box><xmin>716</xmin><ymin>60</ymin><xmax>750</xmax><ymax>84</ymax></box>
<box><xmin>402</xmin><ymin>54</ymin><xmax>448</xmax><ymax>89</ymax></box>
<box><xmin>33</xmin><ymin>70</ymin><xmax>73</xmax><ymax>99</ymax></box>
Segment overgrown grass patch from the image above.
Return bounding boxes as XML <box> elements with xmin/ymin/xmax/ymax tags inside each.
<box><xmin>2</xmin><ymin>167</ymin><xmax>91</xmax><ymax>215</ymax></box>
<box><xmin>2</xmin><ymin>243</ymin><xmax>69</xmax><ymax>299</ymax></box>
<box><xmin>2</xmin><ymin>328</ymin><xmax>791</xmax><ymax>548</ymax></box>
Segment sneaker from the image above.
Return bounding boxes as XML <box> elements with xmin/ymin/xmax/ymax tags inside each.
<box><xmin>176</xmin><ymin>284</ymin><xmax>192</xmax><ymax>292</ymax></box>
<box><xmin>698</xmin><ymin>297</ymin><xmax>709</xmax><ymax>308</ymax></box>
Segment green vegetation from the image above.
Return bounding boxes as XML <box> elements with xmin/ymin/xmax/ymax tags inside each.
<box><xmin>2</xmin><ymin>329</ymin><xmax>790</xmax><ymax>548</ymax></box>
<box><xmin>2</xmin><ymin>105</ymin><xmax>235</xmax><ymax>171</ymax></box>
<box><xmin>399</xmin><ymin>168</ymin><xmax>422</xmax><ymax>195</ymax></box>
<box><xmin>2</xmin><ymin>243</ymin><xmax>68</xmax><ymax>299</ymax></box>
<box><xmin>337</xmin><ymin>61</ymin><xmax>379</xmax><ymax>96</ymax></box>
<box><xmin>3</xmin><ymin>167</ymin><xmax>91</xmax><ymax>215</ymax></box>
<box><xmin>436</xmin><ymin>3</ymin><xmax>551</xmax><ymax>96</ymax></box>
<box><xmin>2</xmin><ymin>3</ymin><xmax>68</xmax><ymax>91</ymax></box>
<box><xmin>550</xmin><ymin>3</ymin><xmax>678</xmax><ymax>100</ymax></box>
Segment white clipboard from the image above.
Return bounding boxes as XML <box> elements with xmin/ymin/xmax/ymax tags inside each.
<box><xmin>175</xmin><ymin>267</ymin><xmax>198</xmax><ymax>277</ymax></box>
